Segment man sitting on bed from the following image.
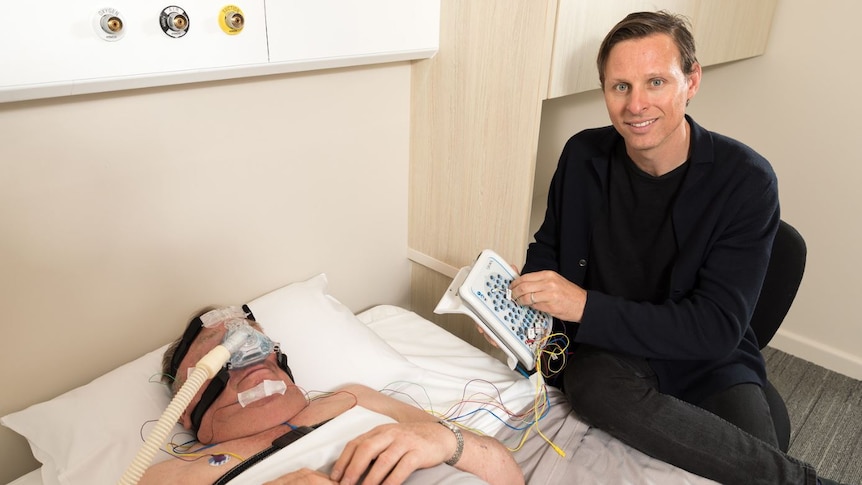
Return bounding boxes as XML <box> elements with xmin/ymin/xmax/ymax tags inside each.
<box><xmin>506</xmin><ymin>10</ymin><xmax>844</xmax><ymax>485</ymax></box>
<box><xmin>140</xmin><ymin>306</ymin><xmax>523</xmax><ymax>485</ymax></box>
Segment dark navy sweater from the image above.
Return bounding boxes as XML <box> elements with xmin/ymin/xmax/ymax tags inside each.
<box><xmin>524</xmin><ymin>116</ymin><xmax>780</xmax><ymax>403</ymax></box>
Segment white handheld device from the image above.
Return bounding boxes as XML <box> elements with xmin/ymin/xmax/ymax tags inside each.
<box><xmin>435</xmin><ymin>249</ymin><xmax>552</xmax><ymax>371</ymax></box>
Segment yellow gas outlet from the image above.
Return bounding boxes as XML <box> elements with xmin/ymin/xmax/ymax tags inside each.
<box><xmin>219</xmin><ymin>5</ymin><xmax>245</xmax><ymax>35</ymax></box>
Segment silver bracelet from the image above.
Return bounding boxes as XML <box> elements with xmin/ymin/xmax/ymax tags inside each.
<box><xmin>438</xmin><ymin>420</ymin><xmax>464</xmax><ymax>466</ymax></box>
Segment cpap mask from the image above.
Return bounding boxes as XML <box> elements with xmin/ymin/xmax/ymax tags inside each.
<box><xmin>220</xmin><ymin>321</ymin><xmax>287</xmax><ymax>407</ymax></box>
<box><xmin>120</xmin><ymin>306</ymin><xmax>294</xmax><ymax>485</ymax></box>
<box><xmin>222</xmin><ymin>319</ymin><xmax>276</xmax><ymax>369</ymax></box>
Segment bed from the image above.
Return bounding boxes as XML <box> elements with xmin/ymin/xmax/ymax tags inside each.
<box><xmin>2</xmin><ymin>274</ymin><xmax>716</xmax><ymax>485</ymax></box>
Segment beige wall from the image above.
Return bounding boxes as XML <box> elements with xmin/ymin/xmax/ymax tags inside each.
<box><xmin>5</xmin><ymin>1</ymin><xmax>861</xmax><ymax>482</ymax></box>
<box><xmin>534</xmin><ymin>0</ymin><xmax>862</xmax><ymax>379</ymax></box>
<box><xmin>0</xmin><ymin>63</ymin><xmax>412</xmax><ymax>483</ymax></box>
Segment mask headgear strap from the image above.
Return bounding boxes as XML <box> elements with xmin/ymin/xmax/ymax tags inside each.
<box><xmin>190</xmin><ymin>368</ymin><xmax>230</xmax><ymax>432</ymax></box>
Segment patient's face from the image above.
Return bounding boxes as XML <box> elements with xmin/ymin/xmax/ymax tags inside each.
<box><xmin>176</xmin><ymin>323</ymin><xmax>307</xmax><ymax>444</ymax></box>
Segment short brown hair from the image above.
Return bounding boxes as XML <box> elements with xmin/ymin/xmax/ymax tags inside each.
<box><xmin>596</xmin><ymin>10</ymin><xmax>698</xmax><ymax>88</ymax></box>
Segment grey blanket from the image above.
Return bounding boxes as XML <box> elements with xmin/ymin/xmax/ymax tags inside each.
<box><xmin>495</xmin><ymin>388</ymin><xmax>718</xmax><ymax>485</ymax></box>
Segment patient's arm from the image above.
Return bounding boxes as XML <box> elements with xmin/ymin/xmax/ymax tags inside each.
<box><xmin>333</xmin><ymin>384</ymin><xmax>525</xmax><ymax>485</ymax></box>
<box><xmin>139</xmin><ymin>383</ymin><xmax>523</xmax><ymax>485</ymax></box>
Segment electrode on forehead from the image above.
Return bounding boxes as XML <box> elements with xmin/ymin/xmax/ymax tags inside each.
<box><xmin>237</xmin><ymin>380</ymin><xmax>287</xmax><ymax>407</ymax></box>
<box><xmin>200</xmin><ymin>306</ymin><xmax>248</xmax><ymax>328</ymax></box>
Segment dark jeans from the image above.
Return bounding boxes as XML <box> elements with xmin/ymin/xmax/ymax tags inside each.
<box><xmin>562</xmin><ymin>345</ymin><xmax>819</xmax><ymax>485</ymax></box>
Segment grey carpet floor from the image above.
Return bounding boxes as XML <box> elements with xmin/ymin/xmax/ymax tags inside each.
<box><xmin>764</xmin><ymin>347</ymin><xmax>862</xmax><ymax>485</ymax></box>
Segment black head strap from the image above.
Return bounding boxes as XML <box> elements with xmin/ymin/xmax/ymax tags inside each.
<box><xmin>191</xmin><ymin>367</ymin><xmax>230</xmax><ymax>432</ymax></box>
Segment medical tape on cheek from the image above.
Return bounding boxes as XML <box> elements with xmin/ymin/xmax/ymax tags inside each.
<box><xmin>237</xmin><ymin>380</ymin><xmax>287</xmax><ymax>407</ymax></box>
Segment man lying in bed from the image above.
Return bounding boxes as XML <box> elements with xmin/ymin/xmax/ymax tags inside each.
<box><xmin>140</xmin><ymin>306</ymin><xmax>523</xmax><ymax>485</ymax></box>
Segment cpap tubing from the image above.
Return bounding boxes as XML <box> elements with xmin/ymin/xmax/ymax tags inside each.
<box><xmin>117</xmin><ymin>322</ymin><xmax>269</xmax><ymax>485</ymax></box>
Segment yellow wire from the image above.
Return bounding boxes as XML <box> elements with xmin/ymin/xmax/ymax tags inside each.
<box><xmin>376</xmin><ymin>333</ymin><xmax>573</xmax><ymax>458</ymax></box>
<box><xmin>163</xmin><ymin>441</ymin><xmax>245</xmax><ymax>462</ymax></box>
<box><xmin>506</xmin><ymin>332</ymin><xmax>569</xmax><ymax>457</ymax></box>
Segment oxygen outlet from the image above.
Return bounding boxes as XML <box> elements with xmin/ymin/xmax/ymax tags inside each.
<box><xmin>219</xmin><ymin>5</ymin><xmax>245</xmax><ymax>35</ymax></box>
<box><xmin>94</xmin><ymin>8</ymin><xmax>125</xmax><ymax>41</ymax></box>
<box><xmin>103</xmin><ymin>16</ymin><xmax>123</xmax><ymax>33</ymax></box>
<box><xmin>160</xmin><ymin>6</ymin><xmax>190</xmax><ymax>38</ymax></box>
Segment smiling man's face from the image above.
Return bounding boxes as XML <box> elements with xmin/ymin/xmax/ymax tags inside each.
<box><xmin>602</xmin><ymin>33</ymin><xmax>700</xmax><ymax>172</ymax></box>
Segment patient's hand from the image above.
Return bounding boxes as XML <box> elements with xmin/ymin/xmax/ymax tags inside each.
<box><xmin>264</xmin><ymin>468</ymin><xmax>336</xmax><ymax>484</ymax></box>
<box><xmin>331</xmin><ymin>422</ymin><xmax>452</xmax><ymax>485</ymax></box>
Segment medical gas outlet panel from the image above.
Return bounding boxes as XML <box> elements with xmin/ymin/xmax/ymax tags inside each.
<box><xmin>0</xmin><ymin>0</ymin><xmax>440</xmax><ymax>103</ymax></box>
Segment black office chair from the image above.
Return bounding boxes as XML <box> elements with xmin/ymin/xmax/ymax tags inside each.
<box><xmin>749</xmin><ymin>219</ymin><xmax>807</xmax><ymax>452</ymax></box>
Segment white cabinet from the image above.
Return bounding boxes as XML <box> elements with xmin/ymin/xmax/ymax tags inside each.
<box><xmin>0</xmin><ymin>0</ymin><xmax>440</xmax><ymax>103</ymax></box>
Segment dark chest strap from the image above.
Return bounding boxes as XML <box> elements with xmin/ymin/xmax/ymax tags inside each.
<box><xmin>212</xmin><ymin>426</ymin><xmax>315</xmax><ymax>485</ymax></box>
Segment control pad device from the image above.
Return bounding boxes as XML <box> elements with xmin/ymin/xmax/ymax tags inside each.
<box><xmin>457</xmin><ymin>249</ymin><xmax>552</xmax><ymax>370</ymax></box>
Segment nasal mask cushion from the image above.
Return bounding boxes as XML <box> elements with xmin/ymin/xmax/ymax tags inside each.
<box><xmin>223</xmin><ymin>320</ymin><xmax>276</xmax><ymax>369</ymax></box>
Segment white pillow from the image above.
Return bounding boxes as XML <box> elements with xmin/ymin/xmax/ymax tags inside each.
<box><xmin>247</xmin><ymin>274</ymin><xmax>422</xmax><ymax>392</ymax></box>
<box><xmin>1</xmin><ymin>274</ymin><xmax>421</xmax><ymax>485</ymax></box>
<box><xmin>3</xmin><ymin>345</ymin><xmax>175</xmax><ymax>485</ymax></box>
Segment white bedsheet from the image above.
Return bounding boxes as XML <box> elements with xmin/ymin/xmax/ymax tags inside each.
<box><xmin>358</xmin><ymin>305</ymin><xmax>717</xmax><ymax>485</ymax></box>
<box><xmin>230</xmin><ymin>406</ymin><xmax>486</xmax><ymax>485</ymax></box>
<box><xmin>9</xmin><ymin>304</ymin><xmax>716</xmax><ymax>485</ymax></box>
